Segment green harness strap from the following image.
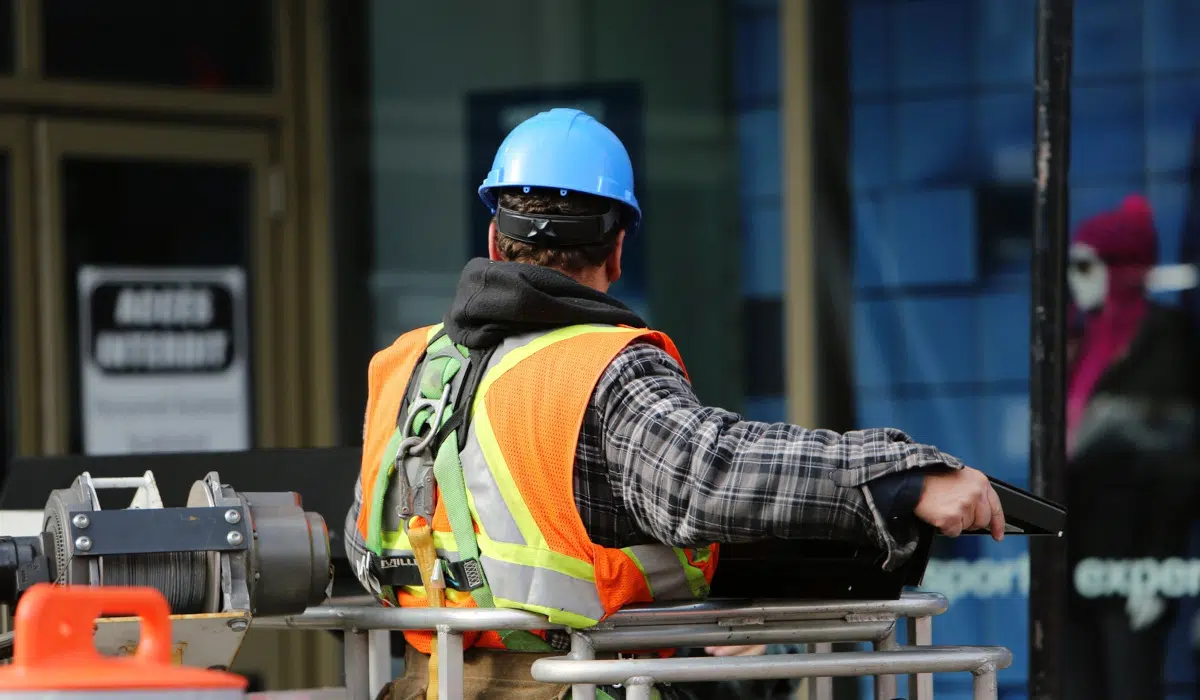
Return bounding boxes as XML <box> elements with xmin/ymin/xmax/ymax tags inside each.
<box><xmin>431</xmin><ymin>429</ymin><xmax>551</xmax><ymax>651</ymax></box>
<box><xmin>415</xmin><ymin>335</ymin><xmax>551</xmax><ymax>653</ymax></box>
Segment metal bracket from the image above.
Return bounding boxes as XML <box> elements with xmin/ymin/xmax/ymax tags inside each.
<box><xmin>66</xmin><ymin>507</ymin><xmax>250</xmax><ymax>557</ymax></box>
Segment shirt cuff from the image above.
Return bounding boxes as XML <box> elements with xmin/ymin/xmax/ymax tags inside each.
<box><xmin>866</xmin><ymin>471</ymin><xmax>926</xmax><ymax>526</ymax></box>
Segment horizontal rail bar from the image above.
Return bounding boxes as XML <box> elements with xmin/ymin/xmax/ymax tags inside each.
<box><xmin>253</xmin><ymin>605</ymin><xmax>558</xmax><ymax>632</ymax></box>
<box><xmin>530</xmin><ymin>646</ymin><xmax>1012</xmax><ymax>685</ymax></box>
<box><xmin>598</xmin><ymin>592</ymin><xmax>948</xmax><ymax>628</ymax></box>
<box><xmin>582</xmin><ymin>619</ymin><xmax>896</xmax><ymax>650</ymax></box>
<box><xmin>255</xmin><ymin>593</ymin><xmax>947</xmax><ymax>636</ymax></box>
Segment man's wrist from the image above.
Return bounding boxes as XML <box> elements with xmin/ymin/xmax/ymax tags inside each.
<box><xmin>867</xmin><ymin>471</ymin><xmax>926</xmax><ymax>525</ymax></box>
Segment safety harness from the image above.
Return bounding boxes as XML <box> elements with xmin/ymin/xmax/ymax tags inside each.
<box><xmin>366</xmin><ymin>328</ymin><xmax>577</xmax><ymax>697</ymax></box>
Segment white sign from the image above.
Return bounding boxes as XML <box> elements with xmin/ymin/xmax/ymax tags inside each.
<box><xmin>1074</xmin><ymin>557</ymin><xmax>1200</xmax><ymax>600</ymax></box>
<box><xmin>921</xmin><ymin>554</ymin><xmax>1031</xmax><ymax>601</ymax></box>
<box><xmin>77</xmin><ymin>266</ymin><xmax>251</xmax><ymax>455</ymax></box>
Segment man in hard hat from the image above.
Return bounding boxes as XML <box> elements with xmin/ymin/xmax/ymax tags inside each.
<box><xmin>345</xmin><ymin>108</ymin><xmax>1006</xmax><ymax>699</ymax></box>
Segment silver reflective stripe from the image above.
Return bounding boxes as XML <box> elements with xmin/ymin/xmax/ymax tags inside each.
<box><xmin>459</xmin><ymin>331</ymin><xmax>547</xmax><ymax>547</ymax></box>
<box><xmin>626</xmin><ymin>545</ymin><xmax>695</xmax><ymax>600</ymax></box>
<box><xmin>460</xmin><ymin>421</ymin><xmax>525</xmax><ymax>545</ymax></box>
<box><xmin>480</xmin><ymin>555</ymin><xmax>607</xmax><ymax>623</ymax></box>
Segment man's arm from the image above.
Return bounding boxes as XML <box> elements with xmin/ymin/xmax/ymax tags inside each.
<box><xmin>598</xmin><ymin>343</ymin><xmax>969</xmax><ymax>569</ymax></box>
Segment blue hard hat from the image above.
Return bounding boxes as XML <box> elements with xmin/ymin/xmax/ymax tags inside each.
<box><xmin>478</xmin><ymin>108</ymin><xmax>642</xmax><ymax>233</ymax></box>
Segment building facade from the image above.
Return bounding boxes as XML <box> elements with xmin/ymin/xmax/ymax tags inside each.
<box><xmin>4</xmin><ymin>0</ymin><xmax>1198</xmax><ymax>697</ymax></box>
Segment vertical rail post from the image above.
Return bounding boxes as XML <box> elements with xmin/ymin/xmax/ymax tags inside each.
<box><xmin>974</xmin><ymin>666</ymin><xmax>1000</xmax><ymax>700</ymax></box>
<box><xmin>1029</xmin><ymin>0</ymin><xmax>1073</xmax><ymax>699</ymax></box>
<box><xmin>873</xmin><ymin>625</ymin><xmax>899</xmax><ymax>699</ymax></box>
<box><xmin>367</xmin><ymin>629</ymin><xmax>392</xmax><ymax>699</ymax></box>
<box><xmin>810</xmin><ymin>642</ymin><xmax>834</xmax><ymax>700</ymax></box>
<box><xmin>908</xmin><ymin>616</ymin><xmax>934</xmax><ymax>700</ymax></box>
<box><xmin>437</xmin><ymin>625</ymin><xmax>465</xmax><ymax>700</ymax></box>
<box><xmin>569</xmin><ymin>632</ymin><xmax>598</xmax><ymax>700</ymax></box>
<box><xmin>343</xmin><ymin>629</ymin><xmax>372</xmax><ymax>700</ymax></box>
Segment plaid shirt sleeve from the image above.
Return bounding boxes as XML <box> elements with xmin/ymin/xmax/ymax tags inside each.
<box><xmin>596</xmin><ymin>342</ymin><xmax>964</xmax><ymax>570</ymax></box>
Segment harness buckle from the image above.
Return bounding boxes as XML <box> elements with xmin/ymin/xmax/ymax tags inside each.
<box><xmin>398</xmin><ymin>383</ymin><xmax>453</xmax><ymax>458</ymax></box>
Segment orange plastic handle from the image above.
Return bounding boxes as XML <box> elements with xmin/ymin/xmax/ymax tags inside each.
<box><xmin>13</xmin><ymin>584</ymin><xmax>173</xmax><ymax>667</ymax></box>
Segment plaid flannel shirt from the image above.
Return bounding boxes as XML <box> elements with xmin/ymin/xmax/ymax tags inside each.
<box><xmin>345</xmin><ymin>338</ymin><xmax>962</xmax><ymax>592</ymax></box>
<box><xmin>343</xmin><ymin>339</ymin><xmax>963</xmax><ymax>695</ymax></box>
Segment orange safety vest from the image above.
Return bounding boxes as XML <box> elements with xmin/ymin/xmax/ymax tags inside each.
<box><xmin>356</xmin><ymin>323</ymin><xmax>718</xmax><ymax>653</ymax></box>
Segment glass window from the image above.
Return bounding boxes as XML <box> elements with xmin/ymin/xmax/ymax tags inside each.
<box><xmin>363</xmin><ymin>0</ymin><xmax>746</xmax><ymax>411</ymax></box>
<box><xmin>841</xmin><ymin>0</ymin><xmax>1200</xmax><ymax>696</ymax></box>
<box><xmin>42</xmin><ymin>0</ymin><xmax>273</xmax><ymax>91</ymax></box>
<box><xmin>60</xmin><ymin>158</ymin><xmax>253</xmax><ymax>454</ymax></box>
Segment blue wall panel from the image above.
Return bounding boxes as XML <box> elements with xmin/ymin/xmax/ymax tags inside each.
<box><xmin>1146</xmin><ymin>78</ymin><xmax>1200</xmax><ymax>175</ymax></box>
<box><xmin>888</xmin><ymin>189</ymin><xmax>979</xmax><ymax>285</ymax></box>
<box><xmin>892</xmin><ymin>0</ymin><xmax>974</xmax><ymax>91</ymax></box>
<box><xmin>1144</xmin><ymin>0</ymin><xmax>1200</xmax><ymax>74</ymax></box>
<box><xmin>897</xmin><ymin>296</ymin><xmax>980</xmax><ymax>385</ymax></box>
<box><xmin>852</xmin><ymin>102</ymin><xmax>893</xmax><ymax>190</ymax></box>
<box><xmin>1070</xmin><ymin>84</ymin><xmax>1145</xmax><ymax>183</ymax></box>
<box><xmin>895</xmin><ymin>99</ymin><xmax>973</xmax><ymax>185</ymax></box>
<box><xmin>734</xmin><ymin>0</ymin><xmax>785</xmax><ymax>422</ymax></box>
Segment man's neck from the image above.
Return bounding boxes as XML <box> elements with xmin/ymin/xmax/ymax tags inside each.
<box><xmin>556</xmin><ymin>266</ymin><xmax>610</xmax><ymax>294</ymax></box>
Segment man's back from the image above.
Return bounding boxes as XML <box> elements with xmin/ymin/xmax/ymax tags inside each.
<box><xmin>350</xmin><ymin>107</ymin><xmax>1007</xmax><ymax>699</ymax></box>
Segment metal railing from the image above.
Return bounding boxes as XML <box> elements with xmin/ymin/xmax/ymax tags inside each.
<box><xmin>254</xmin><ymin>592</ymin><xmax>1011</xmax><ymax>700</ymax></box>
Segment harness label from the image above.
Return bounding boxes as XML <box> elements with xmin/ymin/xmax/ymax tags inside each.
<box><xmin>461</xmin><ymin>558</ymin><xmax>485</xmax><ymax>589</ymax></box>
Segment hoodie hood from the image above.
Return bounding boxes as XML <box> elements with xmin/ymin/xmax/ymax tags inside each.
<box><xmin>443</xmin><ymin>258</ymin><xmax>646</xmax><ymax>348</ymax></box>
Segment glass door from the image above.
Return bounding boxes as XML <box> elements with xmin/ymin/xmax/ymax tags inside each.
<box><xmin>0</xmin><ymin>117</ymin><xmax>32</xmax><ymax>474</ymax></box>
<box><xmin>30</xmin><ymin>118</ymin><xmax>337</xmax><ymax>689</ymax></box>
<box><xmin>31</xmin><ymin>119</ymin><xmax>285</xmax><ymax>455</ymax></box>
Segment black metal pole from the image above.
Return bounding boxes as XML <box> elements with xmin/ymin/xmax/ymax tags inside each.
<box><xmin>1029</xmin><ymin>0</ymin><xmax>1072</xmax><ymax>698</ymax></box>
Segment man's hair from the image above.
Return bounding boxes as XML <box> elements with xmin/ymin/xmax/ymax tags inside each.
<box><xmin>494</xmin><ymin>188</ymin><xmax>621</xmax><ymax>273</ymax></box>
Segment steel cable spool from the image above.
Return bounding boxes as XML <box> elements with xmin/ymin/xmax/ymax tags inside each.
<box><xmin>101</xmin><ymin>552</ymin><xmax>209</xmax><ymax>614</ymax></box>
<box><xmin>0</xmin><ymin>468</ymin><xmax>333</xmax><ymax>664</ymax></box>
<box><xmin>43</xmin><ymin>489</ymin><xmax>212</xmax><ymax>614</ymax></box>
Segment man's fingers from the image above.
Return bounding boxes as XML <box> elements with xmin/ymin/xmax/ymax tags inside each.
<box><xmin>988</xmin><ymin>487</ymin><xmax>1005</xmax><ymax>541</ymax></box>
<box><xmin>972</xmin><ymin>491</ymin><xmax>992</xmax><ymax>532</ymax></box>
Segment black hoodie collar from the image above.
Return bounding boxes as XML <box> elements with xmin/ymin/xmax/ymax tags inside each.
<box><xmin>443</xmin><ymin>258</ymin><xmax>646</xmax><ymax>348</ymax></box>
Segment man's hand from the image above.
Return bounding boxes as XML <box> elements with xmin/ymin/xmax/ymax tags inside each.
<box><xmin>704</xmin><ymin>645</ymin><xmax>768</xmax><ymax>657</ymax></box>
<box><xmin>913</xmin><ymin>467</ymin><xmax>1005</xmax><ymax>541</ymax></box>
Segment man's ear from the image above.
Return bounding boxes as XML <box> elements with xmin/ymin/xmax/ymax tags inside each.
<box><xmin>605</xmin><ymin>230</ymin><xmax>625</xmax><ymax>283</ymax></box>
<box><xmin>488</xmin><ymin>220</ymin><xmax>503</xmax><ymax>261</ymax></box>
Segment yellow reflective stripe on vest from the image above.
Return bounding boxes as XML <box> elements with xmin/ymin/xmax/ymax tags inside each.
<box><xmin>380</xmin><ymin>529</ymin><xmax>459</xmax><ymax>555</ymax></box>
<box><xmin>481</xmin><ymin>555</ymin><xmax>605</xmax><ymax>626</ymax></box>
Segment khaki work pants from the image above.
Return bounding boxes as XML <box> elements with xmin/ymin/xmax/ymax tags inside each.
<box><xmin>382</xmin><ymin>644</ymin><xmax>571</xmax><ymax>700</ymax></box>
